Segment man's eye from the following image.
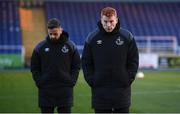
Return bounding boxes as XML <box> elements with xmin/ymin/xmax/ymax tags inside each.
<box><xmin>50</xmin><ymin>33</ymin><xmax>58</xmax><ymax>36</ymax></box>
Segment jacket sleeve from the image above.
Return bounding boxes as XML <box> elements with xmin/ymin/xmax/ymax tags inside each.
<box><xmin>30</xmin><ymin>48</ymin><xmax>41</xmax><ymax>88</ymax></box>
<box><xmin>70</xmin><ymin>47</ymin><xmax>81</xmax><ymax>86</ymax></box>
<box><xmin>127</xmin><ymin>34</ymin><xmax>139</xmax><ymax>84</ymax></box>
<box><xmin>81</xmin><ymin>42</ymin><xmax>94</xmax><ymax>87</ymax></box>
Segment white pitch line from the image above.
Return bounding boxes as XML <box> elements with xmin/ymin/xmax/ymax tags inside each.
<box><xmin>76</xmin><ymin>90</ymin><xmax>180</xmax><ymax>97</ymax></box>
<box><xmin>133</xmin><ymin>90</ymin><xmax>180</xmax><ymax>95</ymax></box>
<box><xmin>0</xmin><ymin>90</ymin><xmax>180</xmax><ymax>99</ymax></box>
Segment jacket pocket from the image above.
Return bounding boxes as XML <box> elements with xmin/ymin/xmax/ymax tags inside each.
<box><xmin>93</xmin><ymin>72</ymin><xmax>111</xmax><ymax>87</ymax></box>
<box><xmin>56</xmin><ymin>72</ymin><xmax>74</xmax><ymax>85</ymax></box>
<box><xmin>113</xmin><ymin>70</ymin><xmax>130</xmax><ymax>87</ymax></box>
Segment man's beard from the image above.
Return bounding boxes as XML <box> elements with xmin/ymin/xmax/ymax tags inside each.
<box><xmin>50</xmin><ymin>38</ymin><xmax>59</xmax><ymax>43</ymax></box>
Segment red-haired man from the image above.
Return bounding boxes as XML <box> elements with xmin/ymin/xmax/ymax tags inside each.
<box><xmin>82</xmin><ymin>7</ymin><xmax>139</xmax><ymax>113</ymax></box>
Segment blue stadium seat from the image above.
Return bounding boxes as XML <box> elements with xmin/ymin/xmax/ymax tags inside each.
<box><xmin>0</xmin><ymin>1</ymin><xmax>22</xmax><ymax>54</ymax></box>
<box><xmin>43</xmin><ymin>2</ymin><xmax>180</xmax><ymax>52</ymax></box>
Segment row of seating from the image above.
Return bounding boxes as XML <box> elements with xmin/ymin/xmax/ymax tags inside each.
<box><xmin>0</xmin><ymin>1</ymin><xmax>22</xmax><ymax>53</ymax></box>
<box><xmin>44</xmin><ymin>2</ymin><xmax>180</xmax><ymax>47</ymax></box>
<box><xmin>1</xmin><ymin>1</ymin><xmax>180</xmax><ymax>54</ymax></box>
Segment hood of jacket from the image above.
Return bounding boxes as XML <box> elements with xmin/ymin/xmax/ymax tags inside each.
<box><xmin>97</xmin><ymin>19</ymin><xmax>120</xmax><ymax>35</ymax></box>
<box><xmin>46</xmin><ymin>31</ymin><xmax>69</xmax><ymax>44</ymax></box>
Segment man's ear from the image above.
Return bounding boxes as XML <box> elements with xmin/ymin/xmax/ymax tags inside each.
<box><xmin>116</xmin><ymin>17</ymin><xmax>119</xmax><ymax>25</ymax></box>
<box><xmin>60</xmin><ymin>27</ymin><xmax>63</xmax><ymax>31</ymax></box>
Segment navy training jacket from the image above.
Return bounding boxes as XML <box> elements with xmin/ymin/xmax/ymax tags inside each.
<box><xmin>31</xmin><ymin>31</ymin><xmax>81</xmax><ymax>107</ymax></box>
<box><xmin>82</xmin><ymin>21</ymin><xmax>139</xmax><ymax>108</ymax></box>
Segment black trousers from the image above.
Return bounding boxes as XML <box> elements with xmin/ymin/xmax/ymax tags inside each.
<box><xmin>95</xmin><ymin>106</ymin><xmax>129</xmax><ymax>113</ymax></box>
<box><xmin>40</xmin><ymin>106</ymin><xmax>71</xmax><ymax>113</ymax></box>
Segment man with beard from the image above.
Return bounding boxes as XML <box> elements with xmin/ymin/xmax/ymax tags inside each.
<box><xmin>82</xmin><ymin>7</ymin><xmax>139</xmax><ymax>113</ymax></box>
<box><xmin>31</xmin><ymin>18</ymin><xmax>81</xmax><ymax>113</ymax></box>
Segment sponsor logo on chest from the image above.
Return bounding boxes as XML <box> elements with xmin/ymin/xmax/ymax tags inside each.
<box><xmin>45</xmin><ymin>47</ymin><xmax>50</xmax><ymax>52</ymax></box>
<box><xmin>95</xmin><ymin>36</ymin><xmax>124</xmax><ymax>46</ymax></box>
<box><xmin>96</xmin><ymin>40</ymin><xmax>102</xmax><ymax>45</ymax></box>
<box><xmin>44</xmin><ymin>45</ymin><xmax>69</xmax><ymax>54</ymax></box>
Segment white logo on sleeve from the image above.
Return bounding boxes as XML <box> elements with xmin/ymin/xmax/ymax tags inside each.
<box><xmin>61</xmin><ymin>45</ymin><xmax>69</xmax><ymax>53</ymax></box>
<box><xmin>45</xmin><ymin>47</ymin><xmax>49</xmax><ymax>52</ymax></box>
<box><xmin>97</xmin><ymin>40</ymin><xmax>102</xmax><ymax>45</ymax></box>
<box><xmin>116</xmin><ymin>37</ymin><xmax>124</xmax><ymax>46</ymax></box>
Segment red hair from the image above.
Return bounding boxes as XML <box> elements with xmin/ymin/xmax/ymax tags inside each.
<box><xmin>101</xmin><ymin>7</ymin><xmax>117</xmax><ymax>17</ymax></box>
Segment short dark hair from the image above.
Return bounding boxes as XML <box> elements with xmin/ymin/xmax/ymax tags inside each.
<box><xmin>47</xmin><ymin>18</ymin><xmax>60</xmax><ymax>29</ymax></box>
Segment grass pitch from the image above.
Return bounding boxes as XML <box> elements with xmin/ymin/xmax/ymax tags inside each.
<box><xmin>0</xmin><ymin>70</ymin><xmax>180</xmax><ymax>113</ymax></box>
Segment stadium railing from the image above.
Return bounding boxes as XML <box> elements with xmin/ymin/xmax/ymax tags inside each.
<box><xmin>135</xmin><ymin>36</ymin><xmax>178</xmax><ymax>55</ymax></box>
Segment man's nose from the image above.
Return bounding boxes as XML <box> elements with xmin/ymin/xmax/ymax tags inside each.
<box><xmin>51</xmin><ymin>35</ymin><xmax>55</xmax><ymax>38</ymax></box>
<box><xmin>107</xmin><ymin>22</ymin><xmax>111</xmax><ymax>26</ymax></box>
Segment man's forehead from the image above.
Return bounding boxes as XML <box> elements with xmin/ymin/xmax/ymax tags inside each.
<box><xmin>48</xmin><ymin>28</ymin><xmax>60</xmax><ymax>32</ymax></box>
<box><xmin>101</xmin><ymin>15</ymin><xmax>117</xmax><ymax>20</ymax></box>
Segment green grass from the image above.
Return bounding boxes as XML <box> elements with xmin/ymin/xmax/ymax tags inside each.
<box><xmin>131</xmin><ymin>71</ymin><xmax>180</xmax><ymax>113</ymax></box>
<box><xmin>0</xmin><ymin>70</ymin><xmax>180</xmax><ymax>113</ymax></box>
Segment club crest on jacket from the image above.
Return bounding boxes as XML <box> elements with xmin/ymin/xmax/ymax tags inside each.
<box><xmin>61</xmin><ymin>45</ymin><xmax>69</xmax><ymax>53</ymax></box>
<box><xmin>116</xmin><ymin>37</ymin><xmax>124</xmax><ymax>46</ymax></box>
